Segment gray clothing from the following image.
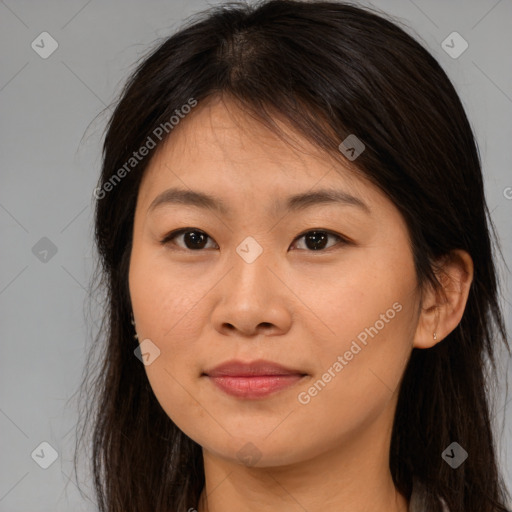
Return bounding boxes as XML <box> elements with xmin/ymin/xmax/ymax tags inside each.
<box><xmin>409</xmin><ymin>478</ymin><xmax>450</xmax><ymax>512</ymax></box>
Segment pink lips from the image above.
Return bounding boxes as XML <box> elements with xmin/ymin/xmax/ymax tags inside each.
<box><xmin>204</xmin><ymin>359</ymin><xmax>307</xmax><ymax>399</ymax></box>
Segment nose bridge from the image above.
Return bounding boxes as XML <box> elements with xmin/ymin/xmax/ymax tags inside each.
<box><xmin>230</xmin><ymin>234</ymin><xmax>275</xmax><ymax>295</ymax></box>
<box><xmin>210</xmin><ymin>232</ymin><xmax>291</xmax><ymax>335</ymax></box>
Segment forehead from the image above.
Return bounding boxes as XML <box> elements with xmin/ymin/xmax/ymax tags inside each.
<box><xmin>136</xmin><ymin>96</ymin><xmax>378</xmax><ymax>214</ymax></box>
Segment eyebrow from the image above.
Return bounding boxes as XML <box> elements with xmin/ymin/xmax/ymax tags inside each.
<box><xmin>147</xmin><ymin>186</ymin><xmax>370</xmax><ymax>216</ymax></box>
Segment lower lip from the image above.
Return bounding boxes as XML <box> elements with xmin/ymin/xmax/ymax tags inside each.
<box><xmin>206</xmin><ymin>374</ymin><xmax>305</xmax><ymax>399</ymax></box>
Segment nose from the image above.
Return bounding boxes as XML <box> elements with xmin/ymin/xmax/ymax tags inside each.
<box><xmin>210</xmin><ymin>241</ymin><xmax>293</xmax><ymax>338</ymax></box>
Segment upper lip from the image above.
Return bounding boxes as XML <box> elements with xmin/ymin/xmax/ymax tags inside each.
<box><xmin>204</xmin><ymin>359</ymin><xmax>307</xmax><ymax>377</ymax></box>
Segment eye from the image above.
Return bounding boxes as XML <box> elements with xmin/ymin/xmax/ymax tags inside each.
<box><xmin>160</xmin><ymin>228</ymin><xmax>349</xmax><ymax>252</ymax></box>
<box><xmin>160</xmin><ymin>228</ymin><xmax>217</xmax><ymax>251</ymax></box>
<box><xmin>290</xmin><ymin>230</ymin><xmax>349</xmax><ymax>251</ymax></box>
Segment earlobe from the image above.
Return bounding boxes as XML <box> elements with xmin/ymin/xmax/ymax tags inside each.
<box><xmin>413</xmin><ymin>249</ymin><xmax>473</xmax><ymax>349</ymax></box>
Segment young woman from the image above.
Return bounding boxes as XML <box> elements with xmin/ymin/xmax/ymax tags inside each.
<box><xmin>75</xmin><ymin>1</ymin><xmax>511</xmax><ymax>511</ymax></box>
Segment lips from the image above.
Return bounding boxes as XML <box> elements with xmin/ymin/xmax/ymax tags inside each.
<box><xmin>204</xmin><ymin>359</ymin><xmax>307</xmax><ymax>378</ymax></box>
<box><xmin>203</xmin><ymin>359</ymin><xmax>308</xmax><ymax>399</ymax></box>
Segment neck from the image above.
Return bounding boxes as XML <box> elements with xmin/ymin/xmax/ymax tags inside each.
<box><xmin>196</xmin><ymin>414</ymin><xmax>409</xmax><ymax>512</ymax></box>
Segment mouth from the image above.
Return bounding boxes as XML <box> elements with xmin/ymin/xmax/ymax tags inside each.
<box><xmin>202</xmin><ymin>359</ymin><xmax>308</xmax><ymax>399</ymax></box>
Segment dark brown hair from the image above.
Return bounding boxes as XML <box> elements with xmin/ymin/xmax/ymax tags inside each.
<box><xmin>73</xmin><ymin>1</ymin><xmax>511</xmax><ymax>511</ymax></box>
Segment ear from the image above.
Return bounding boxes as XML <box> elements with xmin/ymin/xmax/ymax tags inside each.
<box><xmin>413</xmin><ymin>249</ymin><xmax>474</xmax><ymax>349</ymax></box>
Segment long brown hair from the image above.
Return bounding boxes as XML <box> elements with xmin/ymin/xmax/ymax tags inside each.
<box><xmin>73</xmin><ymin>1</ymin><xmax>511</xmax><ymax>511</ymax></box>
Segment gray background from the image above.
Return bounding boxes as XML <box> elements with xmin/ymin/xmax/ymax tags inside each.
<box><xmin>1</xmin><ymin>0</ymin><xmax>511</xmax><ymax>510</ymax></box>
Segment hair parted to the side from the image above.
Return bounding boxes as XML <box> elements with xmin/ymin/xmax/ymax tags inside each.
<box><xmin>72</xmin><ymin>1</ymin><xmax>511</xmax><ymax>511</ymax></box>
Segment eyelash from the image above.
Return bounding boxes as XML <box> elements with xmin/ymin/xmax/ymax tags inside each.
<box><xmin>159</xmin><ymin>228</ymin><xmax>351</xmax><ymax>252</ymax></box>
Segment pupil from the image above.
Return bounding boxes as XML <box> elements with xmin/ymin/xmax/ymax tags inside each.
<box><xmin>184</xmin><ymin>231</ymin><xmax>207</xmax><ymax>249</ymax></box>
<box><xmin>307</xmin><ymin>231</ymin><xmax>327</xmax><ymax>250</ymax></box>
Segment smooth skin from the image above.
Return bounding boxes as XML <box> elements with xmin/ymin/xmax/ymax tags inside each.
<box><xmin>128</xmin><ymin>95</ymin><xmax>473</xmax><ymax>512</ymax></box>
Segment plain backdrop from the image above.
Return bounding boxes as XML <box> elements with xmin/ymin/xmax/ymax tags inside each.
<box><xmin>1</xmin><ymin>0</ymin><xmax>511</xmax><ymax>510</ymax></box>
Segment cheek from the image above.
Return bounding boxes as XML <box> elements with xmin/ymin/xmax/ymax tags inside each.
<box><xmin>298</xmin><ymin>251</ymin><xmax>416</xmax><ymax>346</ymax></box>
<box><xmin>129</xmin><ymin>244</ymin><xmax>207</xmax><ymax>344</ymax></box>
<box><xmin>128</xmin><ymin>247</ymin><xmax>218</xmax><ymax>428</ymax></box>
<box><xmin>288</xmin><ymin>299</ymin><xmax>416</xmax><ymax>457</ymax></box>
<box><xmin>293</xmin><ymin>249</ymin><xmax>418</xmax><ymax>407</ymax></box>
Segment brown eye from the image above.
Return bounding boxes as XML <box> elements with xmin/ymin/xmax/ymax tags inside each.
<box><xmin>160</xmin><ymin>229</ymin><xmax>217</xmax><ymax>250</ymax></box>
<box><xmin>291</xmin><ymin>230</ymin><xmax>347</xmax><ymax>251</ymax></box>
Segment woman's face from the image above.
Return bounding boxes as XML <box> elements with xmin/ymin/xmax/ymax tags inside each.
<box><xmin>129</xmin><ymin>96</ymin><xmax>422</xmax><ymax>467</ymax></box>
